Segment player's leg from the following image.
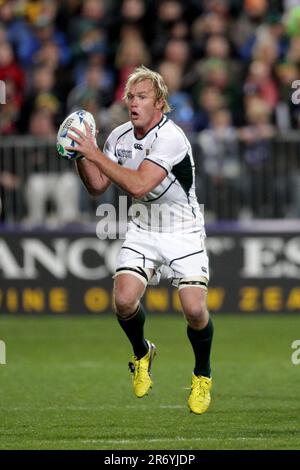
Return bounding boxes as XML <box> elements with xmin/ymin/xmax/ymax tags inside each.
<box><xmin>163</xmin><ymin>231</ymin><xmax>213</xmax><ymax>414</ymax></box>
<box><xmin>179</xmin><ymin>283</ymin><xmax>213</xmax><ymax>414</ymax></box>
<box><xmin>114</xmin><ymin>270</ymin><xmax>156</xmax><ymax>398</ymax></box>
<box><xmin>114</xmin><ymin>271</ymin><xmax>151</xmax><ymax>359</ymax></box>
<box><xmin>179</xmin><ymin>283</ymin><xmax>213</xmax><ymax>378</ymax></box>
<box><xmin>114</xmin><ymin>226</ymin><xmax>160</xmax><ymax>397</ymax></box>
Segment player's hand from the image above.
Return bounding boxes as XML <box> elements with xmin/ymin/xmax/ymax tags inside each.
<box><xmin>66</xmin><ymin>121</ymin><xmax>99</xmax><ymax>162</ymax></box>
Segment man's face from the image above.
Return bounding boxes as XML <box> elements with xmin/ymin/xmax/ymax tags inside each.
<box><xmin>126</xmin><ymin>79</ymin><xmax>163</xmax><ymax>135</ymax></box>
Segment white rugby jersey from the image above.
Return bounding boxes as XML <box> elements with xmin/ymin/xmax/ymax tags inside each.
<box><xmin>103</xmin><ymin>115</ymin><xmax>205</xmax><ymax>234</ymax></box>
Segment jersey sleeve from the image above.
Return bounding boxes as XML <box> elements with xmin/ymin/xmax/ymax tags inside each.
<box><xmin>145</xmin><ymin>132</ymin><xmax>189</xmax><ymax>174</ymax></box>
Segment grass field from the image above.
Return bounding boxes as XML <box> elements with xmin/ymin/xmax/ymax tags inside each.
<box><xmin>0</xmin><ymin>314</ymin><xmax>300</xmax><ymax>450</ymax></box>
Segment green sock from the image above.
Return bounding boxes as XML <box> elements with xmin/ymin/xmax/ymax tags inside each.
<box><xmin>117</xmin><ymin>304</ymin><xmax>148</xmax><ymax>359</ymax></box>
<box><xmin>187</xmin><ymin>318</ymin><xmax>214</xmax><ymax>378</ymax></box>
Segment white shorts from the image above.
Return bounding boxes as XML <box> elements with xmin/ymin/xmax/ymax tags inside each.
<box><xmin>115</xmin><ymin>225</ymin><xmax>209</xmax><ymax>287</ymax></box>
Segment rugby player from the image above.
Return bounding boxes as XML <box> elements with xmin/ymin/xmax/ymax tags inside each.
<box><xmin>67</xmin><ymin>66</ymin><xmax>214</xmax><ymax>414</ymax></box>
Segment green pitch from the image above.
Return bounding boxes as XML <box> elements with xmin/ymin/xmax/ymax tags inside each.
<box><xmin>0</xmin><ymin>314</ymin><xmax>300</xmax><ymax>450</ymax></box>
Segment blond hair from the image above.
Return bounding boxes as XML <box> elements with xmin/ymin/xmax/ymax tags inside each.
<box><xmin>123</xmin><ymin>65</ymin><xmax>171</xmax><ymax>113</ymax></box>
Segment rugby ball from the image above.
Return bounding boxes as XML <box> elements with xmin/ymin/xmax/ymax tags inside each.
<box><xmin>56</xmin><ymin>109</ymin><xmax>96</xmax><ymax>160</ymax></box>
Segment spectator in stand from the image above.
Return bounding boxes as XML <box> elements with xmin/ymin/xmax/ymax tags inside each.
<box><xmin>193</xmin><ymin>59</ymin><xmax>242</xmax><ymax>127</ymax></box>
<box><xmin>0</xmin><ymin>40</ymin><xmax>25</xmax><ymax>106</ymax></box>
<box><xmin>239</xmin><ymin>96</ymin><xmax>277</xmax><ymax>217</ymax></box>
<box><xmin>163</xmin><ymin>37</ymin><xmax>190</xmax><ymax>71</ymax></box>
<box><xmin>68</xmin><ymin>0</ymin><xmax>107</xmax><ymax>42</ymax></box>
<box><xmin>0</xmin><ymin>40</ymin><xmax>25</xmax><ymax>134</ymax></box>
<box><xmin>151</xmin><ymin>0</ymin><xmax>187</xmax><ymax>61</ymax></box>
<box><xmin>0</xmin><ymin>0</ymin><xmax>33</xmax><ymax>64</ymax></box>
<box><xmin>191</xmin><ymin>10</ymin><xmax>228</xmax><ymax>49</ymax></box>
<box><xmin>0</xmin><ymin>80</ymin><xmax>23</xmax><ymax>134</ymax></box>
<box><xmin>68</xmin><ymin>0</ymin><xmax>110</xmax><ymax>82</ymax></box>
<box><xmin>67</xmin><ymin>63</ymin><xmax>113</xmax><ymax>116</ymax></box>
<box><xmin>203</xmin><ymin>34</ymin><xmax>240</xmax><ymax>76</ymax></box>
<box><xmin>159</xmin><ymin>36</ymin><xmax>195</xmax><ymax>94</ymax></box>
<box><xmin>114</xmin><ymin>32</ymin><xmax>150</xmax><ymax>101</ymax></box>
<box><xmin>193</xmin><ymin>85</ymin><xmax>226</xmax><ymax>132</ymax></box>
<box><xmin>286</xmin><ymin>35</ymin><xmax>300</xmax><ymax>66</ymax></box>
<box><xmin>251</xmin><ymin>27</ymin><xmax>282</xmax><ymax>66</ymax></box>
<box><xmin>158</xmin><ymin>61</ymin><xmax>195</xmax><ymax>134</ymax></box>
<box><xmin>168</xmin><ymin>18</ymin><xmax>190</xmax><ymax>42</ymax></box>
<box><xmin>119</xmin><ymin>0</ymin><xmax>150</xmax><ymax>41</ymax></box>
<box><xmin>17</xmin><ymin>65</ymin><xmax>60</xmax><ymax>133</ymax></box>
<box><xmin>16</xmin><ymin>3</ymin><xmax>70</xmax><ymax>68</ymax></box>
<box><xmin>198</xmin><ymin>108</ymin><xmax>240</xmax><ymax>220</ymax></box>
<box><xmin>107</xmin><ymin>0</ymin><xmax>152</xmax><ymax>81</ymax></box>
<box><xmin>70</xmin><ymin>25</ymin><xmax>108</xmax><ymax>77</ymax></box>
<box><xmin>231</xmin><ymin>0</ymin><xmax>269</xmax><ymax>53</ymax></box>
<box><xmin>31</xmin><ymin>39</ymin><xmax>74</xmax><ymax>111</ymax></box>
<box><xmin>243</xmin><ymin>60</ymin><xmax>279</xmax><ymax>111</ymax></box>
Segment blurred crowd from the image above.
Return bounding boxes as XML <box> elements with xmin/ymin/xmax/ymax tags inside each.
<box><xmin>1</xmin><ymin>0</ymin><xmax>300</xmax><ymax>224</ymax></box>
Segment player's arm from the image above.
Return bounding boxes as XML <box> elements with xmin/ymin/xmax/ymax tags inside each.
<box><xmin>81</xmin><ymin>155</ymin><xmax>166</xmax><ymax>198</ymax></box>
<box><xmin>75</xmin><ymin>158</ymin><xmax>111</xmax><ymax>196</ymax></box>
<box><xmin>67</xmin><ymin>124</ymin><xmax>167</xmax><ymax>198</ymax></box>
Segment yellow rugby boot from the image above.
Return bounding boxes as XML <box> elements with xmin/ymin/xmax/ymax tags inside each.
<box><xmin>128</xmin><ymin>340</ymin><xmax>156</xmax><ymax>398</ymax></box>
<box><xmin>188</xmin><ymin>374</ymin><xmax>212</xmax><ymax>414</ymax></box>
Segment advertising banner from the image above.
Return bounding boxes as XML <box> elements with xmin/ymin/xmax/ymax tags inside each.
<box><xmin>0</xmin><ymin>229</ymin><xmax>300</xmax><ymax>314</ymax></box>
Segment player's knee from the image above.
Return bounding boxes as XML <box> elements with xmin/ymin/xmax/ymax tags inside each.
<box><xmin>185</xmin><ymin>301</ymin><xmax>208</xmax><ymax>329</ymax></box>
<box><xmin>114</xmin><ymin>291</ymin><xmax>139</xmax><ymax>319</ymax></box>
